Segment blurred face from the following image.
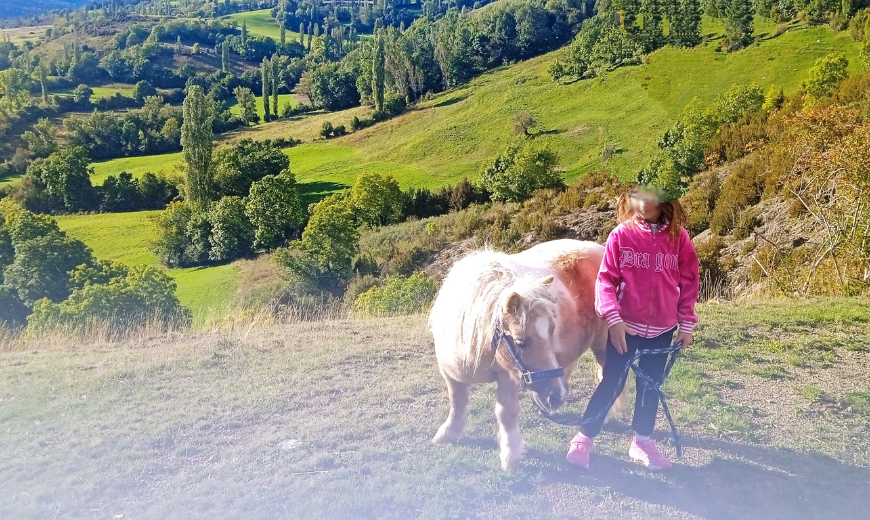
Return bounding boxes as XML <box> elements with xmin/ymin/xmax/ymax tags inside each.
<box><xmin>630</xmin><ymin>190</ymin><xmax>661</xmax><ymax>223</ymax></box>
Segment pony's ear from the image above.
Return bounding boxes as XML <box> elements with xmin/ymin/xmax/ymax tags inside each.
<box><xmin>539</xmin><ymin>275</ymin><xmax>554</xmax><ymax>287</ymax></box>
<box><xmin>501</xmin><ymin>291</ymin><xmax>522</xmax><ymax>316</ymax></box>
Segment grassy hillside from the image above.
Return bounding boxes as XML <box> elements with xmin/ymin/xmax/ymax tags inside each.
<box><xmin>225</xmin><ymin>9</ymin><xmax>300</xmax><ymax>41</ymax></box>
<box><xmin>1</xmin><ymin>298</ymin><xmax>867</xmax><ymax>518</ymax></box>
<box><xmin>54</xmin><ymin>211</ymin><xmax>242</xmax><ymax>316</ymax></box>
<box><xmin>90</xmin><ymin>152</ymin><xmax>182</xmax><ymax>185</ymax></box>
<box><xmin>228</xmin><ymin>93</ymin><xmax>300</xmax><ymax>120</ymax></box>
<box><xmin>86</xmin><ymin>19</ymin><xmax>861</xmax><ymax>195</ymax></box>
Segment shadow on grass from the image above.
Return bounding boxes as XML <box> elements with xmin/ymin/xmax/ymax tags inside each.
<box><xmin>521</xmin><ymin>437</ymin><xmax>869</xmax><ymax>520</ymax></box>
<box><xmin>433</xmin><ymin>95</ymin><xmax>467</xmax><ymax>108</ymax></box>
<box><xmin>298</xmin><ymin>180</ymin><xmax>348</xmax><ymax>206</ymax></box>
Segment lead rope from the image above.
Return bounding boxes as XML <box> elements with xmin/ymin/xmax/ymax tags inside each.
<box><xmin>536</xmin><ymin>342</ymin><xmax>684</xmax><ymax>457</ymax></box>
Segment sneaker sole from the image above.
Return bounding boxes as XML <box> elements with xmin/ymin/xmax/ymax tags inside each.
<box><xmin>565</xmin><ymin>455</ymin><xmax>589</xmax><ymax>469</ymax></box>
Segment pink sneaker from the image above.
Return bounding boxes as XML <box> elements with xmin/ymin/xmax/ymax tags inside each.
<box><xmin>629</xmin><ymin>437</ymin><xmax>672</xmax><ymax>470</ymax></box>
<box><xmin>565</xmin><ymin>433</ymin><xmax>593</xmax><ymax>469</ymax></box>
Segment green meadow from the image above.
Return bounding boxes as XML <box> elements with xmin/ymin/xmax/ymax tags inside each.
<box><xmin>228</xmin><ymin>93</ymin><xmax>300</xmax><ymax>119</ymax></box>
<box><xmin>90</xmin><ymin>152</ymin><xmax>182</xmax><ymax>185</ymax></box>
<box><xmin>54</xmin><ymin>211</ymin><xmax>241</xmax><ymax>316</ymax></box>
<box><xmin>225</xmin><ymin>9</ymin><xmax>301</xmax><ymax>41</ymax></box>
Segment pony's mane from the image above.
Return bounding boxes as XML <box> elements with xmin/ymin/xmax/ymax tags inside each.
<box><xmin>429</xmin><ymin>249</ymin><xmax>557</xmax><ymax>370</ymax></box>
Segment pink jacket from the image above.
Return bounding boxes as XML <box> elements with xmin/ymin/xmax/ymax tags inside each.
<box><xmin>594</xmin><ymin>218</ymin><xmax>700</xmax><ymax>337</ymax></box>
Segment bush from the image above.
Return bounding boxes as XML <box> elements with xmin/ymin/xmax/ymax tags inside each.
<box><xmin>350</xmin><ymin>173</ymin><xmax>404</xmax><ymax>228</ymax></box>
<box><xmin>333</xmin><ymin>124</ymin><xmax>346</xmax><ymax>136</ymax></box>
<box><xmin>804</xmin><ymin>53</ymin><xmax>849</xmax><ymax>104</ymax></box>
<box><xmin>352</xmin><ymin>272</ymin><xmax>439</xmax><ymax>316</ymax></box>
<box><xmin>320</xmin><ymin>121</ymin><xmax>334</xmax><ymax>138</ymax></box>
<box><xmin>717</xmin><ymin>83</ymin><xmax>765</xmax><ymax>123</ymax></box>
<box><xmin>480</xmin><ymin>141</ymin><xmax>564</xmax><ymax>202</ymax></box>
<box><xmin>245</xmin><ymin>171</ymin><xmax>305</xmax><ymax>249</ymax></box>
<box><xmin>26</xmin><ymin>263</ymin><xmax>189</xmax><ymax>334</ymax></box>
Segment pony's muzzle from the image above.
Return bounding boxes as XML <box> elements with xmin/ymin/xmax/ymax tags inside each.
<box><xmin>532</xmin><ymin>379</ymin><xmax>568</xmax><ymax>411</ymax></box>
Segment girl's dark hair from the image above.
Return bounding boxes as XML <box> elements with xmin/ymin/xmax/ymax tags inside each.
<box><xmin>615</xmin><ymin>193</ymin><xmax>688</xmax><ymax>241</ymax></box>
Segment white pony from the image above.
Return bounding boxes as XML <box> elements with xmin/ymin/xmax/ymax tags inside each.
<box><xmin>429</xmin><ymin>239</ymin><xmax>609</xmax><ymax>470</ymax></box>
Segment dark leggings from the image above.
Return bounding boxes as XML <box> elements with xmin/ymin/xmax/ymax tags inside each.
<box><xmin>578</xmin><ymin>327</ymin><xmax>676</xmax><ymax>438</ymax></box>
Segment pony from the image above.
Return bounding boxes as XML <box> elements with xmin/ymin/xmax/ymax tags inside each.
<box><xmin>429</xmin><ymin>239</ymin><xmax>610</xmax><ymax>470</ymax></box>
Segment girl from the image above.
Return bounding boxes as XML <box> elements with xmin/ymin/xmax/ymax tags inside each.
<box><xmin>565</xmin><ymin>186</ymin><xmax>700</xmax><ymax>471</ymax></box>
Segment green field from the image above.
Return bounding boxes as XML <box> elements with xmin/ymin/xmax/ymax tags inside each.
<box><xmin>2</xmin><ymin>298</ymin><xmax>868</xmax><ymax>518</ymax></box>
<box><xmin>90</xmin><ymin>152</ymin><xmax>182</xmax><ymax>185</ymax></box>
<box><xmin>228</xmin><ymin>93</ymin><xmax>299</xmax><ymax>120</ymax></box>
<box><xmin>225</xmin><ymin>9</ymin><xmax>301</xmax><ymax>41</ymax></box>
<box><xmin>54</xmin><ymin>211</ymin><xmax>242</xmax><ymax>316</ymax></box>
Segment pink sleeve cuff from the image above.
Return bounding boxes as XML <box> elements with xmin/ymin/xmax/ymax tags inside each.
<box><xmin>678</xmin><ymin>322</ymin><xmax>695</xmax><ymax>333</ymax></box>
<box><xmin>604</xmin><ymin>310</ymin><xmax>623</xmax><ymax>327</ymax></box>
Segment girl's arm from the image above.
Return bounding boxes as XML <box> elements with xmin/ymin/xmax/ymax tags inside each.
<box><xmin>677</xmin><ymin>229</ymin><xmax>700</xmax><ymax>334</ymax></box>
<box><xmin>595</xmin><ymin>229</ymin><xmax>624</xmax><ymax>327</ymax></box>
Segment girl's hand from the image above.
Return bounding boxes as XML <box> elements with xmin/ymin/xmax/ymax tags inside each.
<box><xmin>675</xmin><ymin>331</ymin><xmax>693</xmax><ymax>349</ymax></box>
<box><xmin>609</xmin><ymin>322</ymin><xmax>637</xmax><ymax>354</ymax></box>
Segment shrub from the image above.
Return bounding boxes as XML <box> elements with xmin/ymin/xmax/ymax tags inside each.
<box><xmin>320</xmin><ymin>121</ymin><xmax>334</xmax><ymax>138</ymax></box>
<box><xmin>480</xmin><ymin>141</ymin><xmax>564</xmax><ymax>202</ymax></box>
<box><xmin>804</xmin><ymin>53</ymin><xmax>849</xmax><ymax>104</ymax></box>
<box><xmin>26</xmin><ymin>263</ymin><xmax>189</xmax><ymax>334</ymax></box>
<box><xmin>717</xmin><ymin>83</ymin><xmax>764</xmax><ymax>123</ymax></box>
<box><xmin>333</xmin><ymin>124</ymin><xmax>346</xmax><ymax>136</ymax></box>
<box><xmin>352</xmin><ymin>272</ymin><xmax>439</xmax><ymax>316</ymax></box>
<box><xmin>512</xmin><ymin>110</ymin><xmax>537</xmax><ymax>135</ymax></box>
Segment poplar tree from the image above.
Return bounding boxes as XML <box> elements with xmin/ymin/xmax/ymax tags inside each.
<box><xmin>241</xmin><ymin>20</ymin><xmax>248</xmax><ymax>46</ymax></box>
<box><xmin>175</xmin><ymin>35</ymin><xmax>182</xmax><ymax>54</ymax></box>
<box><xmin>261</xmin><ymin>57</ymin><xmax>272</xmax><ymax>121</ymax></box>
<box><xmin>221</xmin><ymin>40</ymin><xmax>229</xmax><ymax>71</ymax></box>
<box><xmin>372</xmin><ymin>31</ymin><xmax>386</xmax><ymax>112</ymax></box>
<box><xmin>39</xmin><ymin>62</ymin><xmax>48</xmax><ymax>103</ymax></box>
<box><xmin>181</xmin><ymin>86</ymin><xmax>214</xmax><ymax>208</ymax></box>
<box><xmin>299</xmin><ymin>23</ymin><xmax>305</xmax><ymax>44</ymax></box>
<box><xmin>271</xmin><ymin>56</ymin><xmax>279</xmax><ymax>118</ymax></box>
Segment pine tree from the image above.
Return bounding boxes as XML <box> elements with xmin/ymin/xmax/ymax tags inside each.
<box><xmin>221</xmin><ymin>40</ymin><xmax>229</xmax><ymax>72</ymax></box>
<box><xmin>725</xmin><ymin>0</ymin><xmax>754</xmax><ymax>50</ymax></box>
<box><xmin>372</xmin><ymin>31</ymin><xmax>386</xmax><ymax>113</ymax></box>
<box><xmin>622</xmin><ymin>0</ymin><xmax>641</xmax><ymax>35</ymax></box>
<box><xmin>672</xmin><ymin>0</ymin><xmax>702</xmax><ymax>47</ymax></box>
<box><xmin>639</xmin><ymin>0</ymin><xmax>664</xmax><ymax>52</ymax></box>
<box><xmin>261</xmin><ymin>58</ymin><xmax>272</xmax><ymax>122</ymax></box>
<box><xmin>181</xmin><ymin>85</ymin><xmax>214</xmax><ymax>208</ymax></box>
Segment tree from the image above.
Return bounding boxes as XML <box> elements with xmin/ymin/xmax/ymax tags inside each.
<box><xmin>0</xmin><ymin>68</ymin><xmax>31</xmax><ymax>110</ymax></box>
<box><xmin>480</xmin><ymin>142</ymin><xmax>564</xmax><ymax>201</ymax></box>
<box><xmin>292</xmin><ymin>195</ymin><xmax>358</xmax><ymax>278</ymax></box>
<box><xmin>271</xmin><ymin>56</ymin><xmax>279</xmax><ymax>118</ymax></box>
<box><xmin>241</xmin><ymin>20</ymin><xmax>248</xmax><ymax>46</ymax></box>
<box><xmin>261</xmin><ymin>57</ymin><xmax>272</xmax><ymax>122</ymax></box>
<box><xmin>372</xmin><ymin>31</ymin><xmax>386</xmax><ymax>112</ymax></box>
<box><xmin>349</xmin><ymin>173</ymin><xmax>404</xmax><ymax>228</ymax></box>
<box><xmin>233</xmin><ymin>86</ymin><xmax>258</xmax><ymax>125</ymax></box>
<box><xmin>38</xmin><ymin>62</ymin><xmax>48</xmax><ymax>103</ymax></box>
<box><xmin>245</xmin><ymin>171</ymin><xmax>304</xmax><ymax>249</ymax></box>
<box><xmin>175</xmin><ymin>35</ymin><xmax>182</xmax><ymax>54</ymax></box>
<box><xmin>670</xmin><ymin>0</ymin><xmax>702</xmax><ymax>47</ymax></box>
<box><xmin>621</xmin><ymin>0</ymin><xmax>641</xmax><ymax>35</ymax></box>
<box><xmin>221</xmin><ymin>40</ymin><xmax>230</xmax><ymax>72</ymax></box>
<box><xmin>192</xmin><ymin>42</ymin><xmax>200</xmax><ymax>55</ymax></box>
<box><xmin>133</xmin><ymin>80</ymin><xmax>157</xmax><ymax>103</ymax></box>
<box><xmin>512</xmin><ymin>110</ymin><xmax>537</xmax><ymax>135</ymax></box>
<box><xmin>25</xmin><ymin>147</ymin><xmax>97</xmax><ymax>211</ymax></box>
<box><xmin>22</xmin><ymin>118</ymin><xmax>58</xmax><ymax>158</ymax></box>
<box><xmin>208</xmin><ymin>196</ymin><xmax>254</xmax><ymax>261</ymax></box>
<box><xmin>299</xmin><ymin>23</ymin><xmax>305</xmax><ymax>44</ymax></box>
<box><xmin>72</xmin><ymin>84</ymin><xmax>93</xmax><ymax>105</ymax></box>
<box><xmin>639</xmin><ymin>0</ymin><xmax>664</xmax><ymax>51</ymax></box>
<box><xmin>725</xmin><ymin>0</ymin><xmax>754</xmax><ymax>51</ymax></box>
<box><xmin>181</xmin><ymin>85</ymin><xmax>214</xmax><ymax>207</ymax></box>
<box><xmin>805</xmin><ymin>53</ymin><xmax>849</xmax><ymax>103</ymax></box>
<box><xmin>4</xmin><ymin>230</ymin><xmax>93</xmax><ymax>305</ymax></box>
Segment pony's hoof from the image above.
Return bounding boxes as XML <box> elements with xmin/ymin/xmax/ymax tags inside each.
<box><xmin>500</xmin><ymin>452</ymin><xmax>521</xmax><ymax>471</ymax></box>
<box><xmin>432</xmin><ymin>426</ymin><xmax>460</xmax><ymax>444</ymax></box>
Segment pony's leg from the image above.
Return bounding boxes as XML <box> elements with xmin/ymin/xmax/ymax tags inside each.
<box><xmin>432</xmin><ymin>371</ymin><xmax>471</xmax><ymax>444</ymax></box>
<box><xmin>495</xmin><ymin>375</ymin><xmax>523</xmax><ymax>470</ymax></box>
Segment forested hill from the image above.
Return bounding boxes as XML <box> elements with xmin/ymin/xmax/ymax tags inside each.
<box><xmin>0</xmin><ymin>0</ymin><xmax>88</xmax><ymax>19</ymax></box>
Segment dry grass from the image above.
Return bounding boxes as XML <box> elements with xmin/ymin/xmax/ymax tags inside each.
<box><xmin>1</xmin><ymin>298</ymin><xmax>868</xmax><ymax>519</ymax></box>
